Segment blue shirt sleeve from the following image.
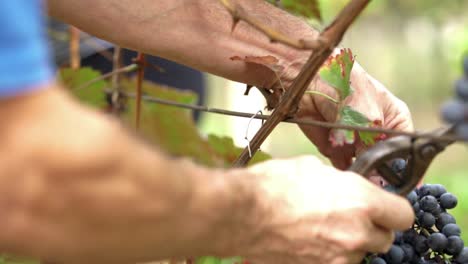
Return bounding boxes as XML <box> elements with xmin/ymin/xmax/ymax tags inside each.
<box><xmin>0</xmin><ymin>0</ymin><xmax>54</xmax><ymax>97</ymax></box>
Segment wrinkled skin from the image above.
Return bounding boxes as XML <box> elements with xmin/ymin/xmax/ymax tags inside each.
<box><xmin>245</xmin><ymin>156</ymin><xmax>414</xmax><ymax>264</ymax></box>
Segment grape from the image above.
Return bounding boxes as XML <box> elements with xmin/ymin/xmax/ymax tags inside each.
<box><xmin>447</xmin><ymin>236</ymin><xmax>464</xmax><ymax>255</ymax></box>
<box><xmin>414</xmin><ymin>258</ymin><xmax>430</xmax><ymax>264</ymax></box>
<box><xmin>407</xmin><ymin>190</ymin><xmax>418</xmax><ymax>205</ymax></box>
<box><xmin>384</xmin><ymin>185</ymin><xmax>398</xmax><ymax>193</ymax></box>
<box><xmin>419</xmin><ymin>212</ymin><xmax>435</xmax><ymax>228</ymax></box>
<box><xmin>362</xmin><ymin>183</ymin><xmax>465</xmax><ymax>264</ymax></box>
<box><xmin>370</xmin><ymin>257</ymin><xmax>386</xmax><ymax>264</ymax></box>
<box><xmin>436</xmin><ymin>212</ymin><xmax>456</xmax><ymax>231</ymax></box>
<box><xmin>441</xmin><ymin>56</ymin><xmax>468</xmax><ymax>142</ymax></box>
<box><xmin>432</xmin><ymin>184</ymin><xmax>447</xmax><ymax>198</ymax></box>
<box><xmin>384</xmin><ymin>245</ymin><xmax>404</xmax><ymax>264</ymax></box>
<box><xmin>443</xmin><ymin>223</ymin><xmax>461</xmax><ymax>237</ymax></box>
<box><xmin>431</xmin><ymin>204</ymin><xmax>444</xmax><ymax>216</ymax></box>
<box><xmin>455</xmin><ymin>78</ymin><xmax>468</xmax><ymax>101</ymax></box>
<box><xmin>456</xmin><ymin>247</ymin><xmax>468</xmax><ymax>263</ymax></box>
<box><xmin>441</xmin><ymin>100</ymin><xmax>465</xmax><ymax>123</ymax></box>
<box><xmin>420</xmin><ymin>195</ymin><xmax>438</xmax><ymax>212</ymax></box>
<box><xmin>400</xmin><ymin>243</ymin><xmax>414</xmax><ymax>262</ymax></box>
<box><xmin>394</xmin><ymin>231</ymin><xmax>403</xmax><ymax>244</ymax></box>
<box><xmin>403</xmin><ymin>229</ymin><xmax>418</xmax><ymax>243</ymax></box>
<box><xmin>413</xmin><ymin>235</ymin><xmax>429</xmax><ymax>254</ymax></box>
<box><xmin>413</xmin><ymin>202</ymin><xmax>420</xmax><ymax>213</ymax></box>
<box><xmin>464</xmin><ymin>56</ymin><xmax>468</xmax><ymax>77</ymax></box>
<box><xmin>428</xmin><ymin>233</ymin><xmax>448</xmax><ymax>252</ymax></box>
<box><xmin>455</xmin><ymin>122</ymin><xmax>468</xmax><ymax>141</ymax></box>
<box><xmin>440</xmin><ymin>193</ymin><xmax>458</xmax><ymax>209</ymax></box>
<box><xmin>418</xmin><ymin>184</ymin><xmax>434</xmax><ymax>197</ymax></box>
<box><xmin>416</xmin><ymin>210</ymin><xmax>425</xmax><ymax>220</ymax></box>
<box><xmin>391</xmin><ymin>158</ymin><xmax>406</xmax><ymax>174</ymax></box>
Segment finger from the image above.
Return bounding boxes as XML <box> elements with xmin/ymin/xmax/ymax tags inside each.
<box><xmin>368</xmin><ymin>74</ymin><xmax>414</xmax><ymax>134</ymax></box>
<box><xmin>368</xmin><ymin>175</ymin><xmax>386</xmax><ymax>187</ymax></box>
<box><xmin>330</xmin><ymin>252</ymin><xmax>366</xmax><ymax>264</ymax></box>
<box><xmin>362</xmin><ymin>224</ymin><xmax>394</xmax><ymax>253</ymax></box>
<box><xmin>298</xmin><ymin>123</ymin><xmax>355</xmax><ymax>170</ymax></box>
<box><xmin>328</xmin><ymin>146</ymin><xmax>354</xmax><ymax>170</ymax></box>
<box><xmin>349</xmin><ymin>252</ymin><xmax>367</xmax><ymax>264</ymax></box>
<box><xmin>367</xmin><ymin>185</ymin><xmax>414</xmax><ymax>231</ymax></box>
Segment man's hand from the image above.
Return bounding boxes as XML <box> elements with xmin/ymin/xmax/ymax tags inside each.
<box><xmin>0</xmin><ymin>86</ymin><xmax>259</xmax><ymax>264</ymax></box>
<box><xmin>245</xmin><ymin>156</ymin><xmax>414</xmax><ymax>264</ymax></box>
<box><xmin>296</xmin><ymin>62</ymin><xmax>413</xmax><ymax>170</ymax></box>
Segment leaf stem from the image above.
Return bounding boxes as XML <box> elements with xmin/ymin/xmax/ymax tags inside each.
<box><xmin>305</xmin><ymin>90</ymin><xmax>339</xmax><ymax>104</ymax></box>
<box><xmin>75</xmin><ymin>64</ymin><xmax>138</xmax><ymax>90</ymax></box>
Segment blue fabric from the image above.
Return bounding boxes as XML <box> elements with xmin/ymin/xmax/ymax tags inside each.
<box><xmin>0</xmin><ymin>1</ymin><xmax>54</xmax><ymax>97</ymax></box>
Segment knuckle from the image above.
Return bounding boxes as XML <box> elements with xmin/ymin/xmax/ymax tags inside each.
<box><xmin>355</xmin><ymin>204</ymin><xmax>378</xmax><ymax>221</ymax></box>
<box><xmin>343</xmin><ymin>234</ymin><xmax>368</xmax><ymax>251</ymax></box>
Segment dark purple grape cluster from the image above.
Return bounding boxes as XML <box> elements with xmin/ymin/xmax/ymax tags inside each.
<box><xmin>441</xmin><ymin>56</ymin><xmax>468</xmax><ymax>140</ymax></box>
<box><xmin>364</xmin><ymin>183</ymin><xmax>466</xmax><ymax>264</ymax></box>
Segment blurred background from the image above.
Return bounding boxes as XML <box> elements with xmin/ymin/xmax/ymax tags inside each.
<box><xmin>49</xmin><ymin>0</ymin><xmax>468</xmax><ymax>242</ymax></box>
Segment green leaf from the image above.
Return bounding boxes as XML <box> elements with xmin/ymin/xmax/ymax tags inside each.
<box><xmin>272</xmin><ymin>0</ymin><xmax>322</xmax><ymax>21</ymax></box>
<box><xmin>358</xmin><ymin>131</ymin><xmax>379</xmax><ymax>146</ymax></box>
<box><xmin>120</xmin><ymin>78</ymin><xmax>224</xmax><ymax>167</ymax></box>
<box><xmin>220</xmin><ymin>257</ymin><xmax>245</xmax><ymax>264</ymax></box>
<box><xmin>196</xmin><ymin>256</ymin><xmax>245</xmax><ymax>264</ymax></box>
<box><xmin>0</xmin><ymin>254</ymin><xmax>40</xmax><ymax>264</ymax></box>
<box><xmin>340</xmin><ymin>105</ymin><xmax>370</xmax><ymax>125</ymax></box>
<box><xmin>207</xmin><ymin>135</ymin><xmax>271</xmax><ymax>166</ymax></box>
<box><xmin>119</xmin><ymin>79</ymin><xmax>272</xmax><ymax>167</ymax></box>
<box><xmin>196</xmin><ymin>256</ymin><xmax>222</xmax><ymax>264</ymax></box>
<box><xmin>58</xmin><ymin>67</ymin><xmax>108</xmax><ymax>108</ymax></box>
<box><xmin>330</xmin><ymin>106</ymin><xmax>370</xmax><ymax>146</ymax></box>
<box><xmin>58</xmin><ymin>68</ymin><xmax>273</xmax><ymax>167</ymax></box>
<box><xmin>319</xmin><ymin>48</ymin><xmax>355</xmax><ymax>100</ymax></box>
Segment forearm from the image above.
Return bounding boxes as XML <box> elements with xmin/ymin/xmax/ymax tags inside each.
<box><xmin>48</xmin><ymin>0</ymin><xmax>315</xmax><ymax>88</ymax></box>
<box><xmin>0</xmin><ymin>87</ymin><xmax>260</xmax><ymax>263</ymax></box>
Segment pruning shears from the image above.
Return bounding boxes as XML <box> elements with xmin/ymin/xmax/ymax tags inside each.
<box><xmin>349</xmin><ymin>125</ymin><xmax>456</xmax><ymax>196</ymax></box>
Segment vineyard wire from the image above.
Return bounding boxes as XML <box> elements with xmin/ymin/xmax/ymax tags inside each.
<box><xmin>114</xmin><ymin>90</ymin><xmax>465</xmax><ymax>143</ymax></box>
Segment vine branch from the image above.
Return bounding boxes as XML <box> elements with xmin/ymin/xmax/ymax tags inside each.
<box><xmin>225</xmin><ymin>0</ymin><xmax>371</xmax><ymax>166</ymax></box>
<box><xmin>69</xmin><ymin>26</ymin><xmax>81</xmax><ymax>69</ymax></box>
<box><xmin>135</xmin><ymin>52</ymin><xmax>146</xmax><ymax>129</ymax></box>
<box><xmin>110</xmin><ymin>46</ymin><xmax>123</xmax><ymax>114</ymax></box>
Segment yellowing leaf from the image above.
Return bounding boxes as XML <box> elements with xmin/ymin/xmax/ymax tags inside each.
<box><xmin>58</xmin><ymin>67</ymin><xmax>108</xmax><ymax>108</ymax></box>
<box><xmin>207</xmin><ymin>135</ymin><xmax>271</xmax><ymax>166</ymax></box>
<box><xmin>319</xmin><ymin>48</ymin><xmax>355</xmax><ymax>100</ymax></box>
<box><xmin>269</xmin><ymin>0</ymin><xmax>322</xmax><ymax>21</ymax></box>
